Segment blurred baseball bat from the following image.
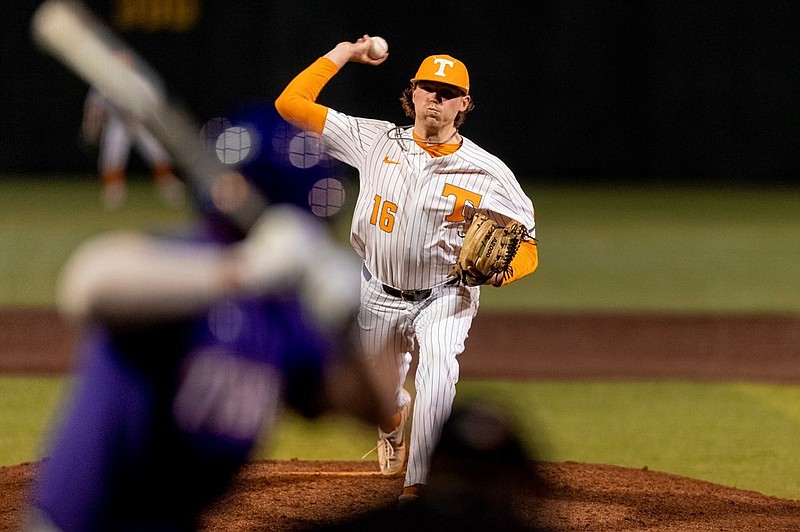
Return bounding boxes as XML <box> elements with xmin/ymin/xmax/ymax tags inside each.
<box><xmin>31</xmin><ymin>0</ymin><xmax>267</xmax><ymax>233</ymax></box>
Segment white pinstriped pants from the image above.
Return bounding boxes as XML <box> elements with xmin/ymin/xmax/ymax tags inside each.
<box><xmin>358</xmin><ymin>266</ymin><xmax>480</xmax><ymax>487</ymax></box>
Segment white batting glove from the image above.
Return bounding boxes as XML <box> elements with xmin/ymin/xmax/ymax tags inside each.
<box><xmin>237</xmin><ymin>205</ymin><xmax>361</xmax><ymax>332</ymax></box>
<box><xmin>236</xmin><ymin>205</ymin><xmax>320</xmax><ymax>294</ymax></box>
<box><xmin>297</xmin><ymin>237</ymin><xmax>362</xmax><ymax>333</ymax></box>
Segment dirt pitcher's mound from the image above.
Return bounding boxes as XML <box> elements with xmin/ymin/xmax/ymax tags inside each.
<box><xmin>204</xmin><ymin>461</ymin><xmax>800</xmax><ymax>531</ymax></box>
<box><xmin>4</xmin><ymin>460</ymin><xmax>800</xmax><ymax>531</ymax></box>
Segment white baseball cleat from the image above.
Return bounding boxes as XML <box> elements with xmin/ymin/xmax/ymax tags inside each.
<box><xmin>376</xmin><ymin>389</ymin><xmax>411</xmax><ymax>476</ymax></box>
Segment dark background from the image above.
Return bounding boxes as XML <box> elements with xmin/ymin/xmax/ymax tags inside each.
<box><xmin>3</xmin><ymin>0</ymin><xmax>800</xmax><ymax>183</ymax></box>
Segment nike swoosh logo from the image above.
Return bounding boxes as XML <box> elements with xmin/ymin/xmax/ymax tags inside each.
<box><xmin>383</xmin><ymin>156</ymin><xmax>401</xmax><ymax>165</ymax></box>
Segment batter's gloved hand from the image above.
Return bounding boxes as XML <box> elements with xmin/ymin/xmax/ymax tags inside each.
<box><xmin>239</xmin><ymin>205</ymin><xmax>362</xmax><ymax>332</ymax></box>
<box><xmin>450</xmin><ymin>212</ymin><xmax>527</xmax><ymax>287</ymax></box>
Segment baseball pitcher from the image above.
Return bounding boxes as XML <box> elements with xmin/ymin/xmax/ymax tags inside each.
<box><xmin>275</xmin><ymin>35</ymin><xmax>539</xmax><ymax>503</ymax></box>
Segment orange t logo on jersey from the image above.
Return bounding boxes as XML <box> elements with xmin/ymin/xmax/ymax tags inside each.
<box><xmin>442</xmin><ymin>183</ymin><xmax>482</xmax><ymax>222</ymax></box>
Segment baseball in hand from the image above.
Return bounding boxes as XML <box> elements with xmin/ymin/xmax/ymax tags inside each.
<box><xmin>368</xmin><ymin>36</ymin><xmax>388</xmax><ymax>59</ymax></box>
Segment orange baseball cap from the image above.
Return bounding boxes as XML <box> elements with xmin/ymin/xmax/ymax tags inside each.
<box><xmin>410</xmin><ymin>54</ymin><xmax>470</xmax><ymax>94</ymax></box>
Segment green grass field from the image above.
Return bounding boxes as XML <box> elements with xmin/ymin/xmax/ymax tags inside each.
<box><xmin>0</xmin><ymin>175</ymin><xmax>193</xmax><ymax>306</ymax></box>
<box><xmin>6</xmin><ymin>175</ymin><xmax>800</xmax><ymax>311</ymax></box>
<box><xmin>2</xmin><ymin>175</ymin><xmax>800</xmax><ymax>499</ymax></box>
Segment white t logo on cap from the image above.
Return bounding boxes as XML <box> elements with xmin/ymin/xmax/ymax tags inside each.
<box><xmin>433</xmin><ymin>58</ymin><xmax>455</xmax><ymax>78</ymax></box>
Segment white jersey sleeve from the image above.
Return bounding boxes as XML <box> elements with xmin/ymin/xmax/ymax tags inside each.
<box><xmin>319</xmin><ymin>110</ymin><xmax>395</xmax><ymax>170</ymax></box>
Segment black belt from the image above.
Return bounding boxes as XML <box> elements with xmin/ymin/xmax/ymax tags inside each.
<box><xmin>363</xmin><ymin>265</ymin><xmax>432</xmax><ymax>301</ymax></box>
<box><xmin>381</xmin><ymin>285</ymin><xmax>432</xmax><ymax>302</ymax></box>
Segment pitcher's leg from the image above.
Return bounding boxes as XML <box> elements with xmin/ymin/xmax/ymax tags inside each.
<box><xmin>358</xmin><ymin>270</ymin><xmax>416</xmax><ymax>475</ymax></box>
<box><xmin>357</xmin><ymin>272</ymin><xmax>414</xmax><ymax>393</ymax></box>
<box><xmin>404</xmin><ymin>286</ymin><xmax>478</xmax><ymax>488</ymax></box>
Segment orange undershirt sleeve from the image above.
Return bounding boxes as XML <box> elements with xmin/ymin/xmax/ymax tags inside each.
<box><xmin>499</xmin><ymin>239</ymin><xmax>539</xmax><ymax>286</ymax></box>
<box><xmin>274</xmin><ymin>57</ymin><xmax>338</xmax><ymax>135</ymax></box>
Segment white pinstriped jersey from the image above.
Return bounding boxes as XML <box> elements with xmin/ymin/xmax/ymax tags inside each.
<box><xmin>322</xmin><ymin>110</ymin><xmax>536</xmax><ymax>291</ymax></box>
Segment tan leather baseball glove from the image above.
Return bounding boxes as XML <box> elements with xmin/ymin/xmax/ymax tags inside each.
<box><xmin>451</xmin><ymin>212</ymin><xmax>527</xmax><ymax>287</ymax></box>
